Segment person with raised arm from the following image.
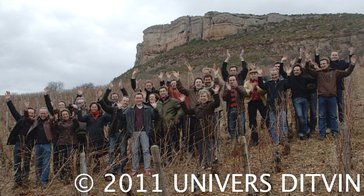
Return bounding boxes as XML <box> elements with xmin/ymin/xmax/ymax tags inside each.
<box><xmin>315</xmin><ymin>47</ymin><xmax>354</xmax><ymax>124</ymax></box>
<box><xmin>131</xmin><ymin>68</ymin><xmax>158</xmax><ymax>103</ymax></box>
<box><xmin>221</xmin><ymin>49</ymin><xmax>249</xmax><ymax>85</ymax></box>
<box><xmin>5</xmin><ymin>91</ymin><xmax>35</xmax><ymax>188</ymax></box>
<box><xmin>306</xmin><ymin>55</ymin><xmax>356</xmax><ymax>140</ymax></box>
<box><xmin>99</xmin><ymin>82</ymin><xmax>130</xmax><ymax>175</ymax></box>
<box><xmin>179</xmin><ymin>85</ymin><xmax>220</xmax><ymax>170</ymax></box>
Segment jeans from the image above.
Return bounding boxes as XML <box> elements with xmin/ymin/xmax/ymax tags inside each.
<box><xmin>132</xmin><ymin>131</ymin><xmax>151</xmax><ymax>171</ymax></box>
<box><xmin>337</xmin><ymin>88</ymin><xmax>344</xmax><ymax>122</ymax></box>
<box><xmin>308</xmin><ymin>91</ymin><xmax>317</xmax><ymax>132</ymax></box>
<box><xmin>13</xmin><ymin>141</ymin><xmax>32</xmax><ymax>184</ymax></box>
<box><xmin>35</xmin><ymin>144</ymin><xmax>51</xmax><ymax>186</ymax></box>
<box><xmin>268</xmin><ymin>110</ymin><xmax>288</xmax><ymax>144</ymax></box>
<box><xmin>318</xmin><ymin>96</ymin><xmax>338</xmax><ymax>137</ymax></box>
<box><xmin>227</xmin><ymin>108</ymin><xmax>245</xmax><ymax>139</ymax></box>
<box><xmin>293</xmin><ymin>97</ymin><xmax>309</xmax><ymax>137</ymax></box>
<box><xmin>58</xmin><ymin>145</ymin><xmax>73</xmax><ymax>180</ymax></box>
<box><xmin>109</xmin><ymin>132</ymin><xmax>128</xmax><ymax>174</ymax></box>
<box><xmin>197</xmin><ymin>138</ymin><xmax>214</xmax><ymax>167</ymax></box>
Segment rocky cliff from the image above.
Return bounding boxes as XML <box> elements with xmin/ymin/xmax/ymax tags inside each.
<box><xmin>135</xmin><ymin>12</ymin><xmax>310</xmax><ymax>66</ymax></box>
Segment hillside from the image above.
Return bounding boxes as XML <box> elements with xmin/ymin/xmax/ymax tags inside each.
<box><xmin>115</xmin><ymin>13</ymin><xmax>364</xmax><ymax>82</ymax></box>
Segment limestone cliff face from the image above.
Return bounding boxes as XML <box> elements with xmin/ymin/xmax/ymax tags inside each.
<box><xmin>135</xmin><ymin>12</ymin><xmax>299</xmax><ymax>66</ymax></box>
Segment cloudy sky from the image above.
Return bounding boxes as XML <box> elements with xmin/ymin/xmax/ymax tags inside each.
<box><xmin>1</xmin><ymin>0</ymin><xmax>363</xmax><ymax>93</ymax></box>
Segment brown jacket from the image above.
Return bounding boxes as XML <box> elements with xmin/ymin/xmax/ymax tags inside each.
<box><xmin>222</xmin><ymin>86</ymin><xmax>248</xmax><ymax>113</ymax></box>
<box><xmin>27</xmin><ymin>118</ymin><xmax>54</xmax><ymax>142</ymax></box>
<box><xmin>307</xmin><ymin>64</ymin><xmax>355</xmax><ymax>97</ymax></box>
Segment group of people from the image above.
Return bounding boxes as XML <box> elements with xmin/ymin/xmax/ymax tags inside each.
<box><xmin>5</xmin><ymin>47</ymin><xmax>357</xmax><ymax>189</ymax></box>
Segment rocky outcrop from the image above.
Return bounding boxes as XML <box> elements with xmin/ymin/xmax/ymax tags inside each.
<box><xmin>135</xmin><ymin>12</ymin><xmax>307</xmax><ymax>66</ymax></box>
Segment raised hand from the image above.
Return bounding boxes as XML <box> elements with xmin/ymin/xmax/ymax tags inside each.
<box><xmin>108</xmin><ymin>82</ymin><xmax>114</xmax><ymax>90</ymax></box>
<box><xmin>179</xmin><ymin>94</ymin><xmax>186</xmax><ymax>102</ymax></box>
<box><xmin>349</xmin><ymin>47</ymin><xmax>355</xmax><ymax>55</ymax></box>
<box><xmin>24</xmin><ymin>99</ymin><xmax>30</xmax><ymax>108</ymax></box>
<box><xmin>158</xmin><ymin>72</ymin><xmax>164</xmax><ymax>81</ymax></box>
<box><xmin>299</xmin><ymin>48</ymin><xmax>305</xmax><ymax>58</ymax></box>
<box><xmin>172</xmin><ymin>71</ymin><xmax>180</xmax><ymax>79</ymax></box>
<box><xmin>239</xmin><ymin>48</ymin><xmax>245</xmax><ymax>61</ymax></box>
<box><xmin>150</xmin><ymin>102</ymin><xmax>157</xmax><ymax>109</ymax></box>
<box><xmin>350</xmin><ymin>55</ymin><xmax>357</xmax><ymax>65</ymax></box>
<box><xmin>118</xmin><ymin>80</ymin><xmax>124</xmax><ymax>89</ymax></box>
<box><xmin>44</xmin><ymin>88</ymin><xmax>49</xmax><ymax>95</ymax></box>
<box><xmin>281</xmin><ymin>56</ymin><xmax>288</xmax><ymax>63</ymax></box>
<box><xmin>315</xmin><ymin>48</ymin><xmax>320</xmax><ymax>55</ymax></box>
<box><xmin>77</xmin><ymin>89</ymin><xmax>83</xmax><ymax>96</ymax></box>
<box><xmin>257</xmin><ymin>68</ymin><xmax>263</xmax><ymax>76</ymax></box>
<box><xmin>213</xmin><ymin>63</ymin><xmax>219</xmax><ymax>75</ymax></box>
<box><xmin>305</xmin><ymin>52</ymin><xmax>312</xmax><ymax>62</ymax></box>
<box><xmin>132</xmin><ymin>68</ymin><xmax>139</xmax><ymax>78</ymax></box>
<box><xmin>97</xmin><ymin>89</ymin><xmax>103</xmax><ymax>99</ymax></box>
<box><xmin>225</xmin><ymin>82</ymin><xmax>231</xmax><ymax>90</ymax></box>
<box><xmin>5</xmin><ymin>91</ymin><xmax>11</xmax><ymax>101</ymax></box>
<box><xmin>290</xmin><ymin>58</ymin><xmax>297</xmax><ymax>66</ymax></box>
<box><xmin>212</xmin><ymin>85</ymin><xmax>220</xmax><ymax>94</ymax></box>
<box><xmin>166</xmin><ymin>71</ymin><xmax>172</xmax><ymax>79</ymax></box>
<box><xmin>186</xmin><ymin>62</ymin><xmax>193</xmax><ymax>72</ymax></box>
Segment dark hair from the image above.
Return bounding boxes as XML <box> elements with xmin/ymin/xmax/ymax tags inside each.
<box><xmin>59</xmin><ymin>101</ymin><xmax>66</xmax><ymax>106</ymax></box>
<box><xmin>194</xmin><ymin>77</ymin><xmax>203</xmax><ymax>85</ymax></box>
<box><xmin>89</xmin><ymin>102</ymin><xmax>101</xmax><ymax>111</ymax></box>
<box><xmin>229</xmin><ymin>65</ymin><xmax>238</xmax><ymax>70</ymax></box>
<box><xmin>158</xmin><ymin>86</ymin><xmax>168</xmax><ymax>92</ymax></box>
<box><xmin>203</xmin><ymin>74</ymin><xmax>213</xmax><ymax>80</ymax></box>
<box><xmin>134</xmin><ymin>92</ymin><xmax>144</xmax><ymax>98</ymax></box>
<box><xmin>228</xmin><ymin>75</ymin><xmax>237</xmax><ymax>80</ymax></box>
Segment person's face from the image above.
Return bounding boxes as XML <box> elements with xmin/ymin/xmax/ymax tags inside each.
<box><xmin>195</xmin><ymin>79</ymin><xmax>203</xmax><ymax>89</ymax></box>
<box><xmin>229</xmin><ymin>67</ymin><xmax>237</xmax><ymax>75</ymax></box>
<box><xmin>204</xmin><ymin>77</ymin><xmax>212</xmax><ymax>87</ymax></box>
<box><xmin>202</xmin><ymin>68</ymin><xmax>211</xmax><ymax>76</ymax></box>
<box><xmin>149</xmin><ymin>94</ymin><xmax>157</xmax><ymax>103</ymax></box>
<box><xmin>76</xmin><ymin>97</ymin><xmax>85</xmax><ymax>107</ymax></box>
<box><xmin>250</xmin><ymin>72</ymin><xmax>258</xmax><ymax>80</ymax></box>
<box><xmin>271</xmin><ymin>71</ymin><xmax>279</xmax><ymax>81</ymax></box>
<box><xmin>90</xmin><ymin>104</ymin><xmax>98</xmax><ymax>113</ymax></box>
<box><xmin>320</xmin><ymin>60</ymin><xmax>329</xmax><ymax>70</ymax></box>
<box><xmin>61</xmin><ymin>111</ymin><xmax>70</xmax><ymax>120</ymax></box>
<box><xmin>145</xmin><ymin>82</ymin><xmax>153</xmax><ymax>91</ymax></box>
<box><xmin>159</xmin><ymin>88</ymin><xmax>168</xmax><ymax>98</ymax></box>
<box><xmin>199</xmin><ymin>93</ymin><xmax>209</xmax><ymax>104</ymax></box>
<box><xmin>121</xmin><ymin>97</ymin><xmax>129</xmax><ymax>108</ymax></box>
<box><xmin>58</xmin><ymin>102</ymin><xmax>66</xmax><ymax>110</ymax></box>
<box><xmin>111</xmin><ymin>93</ymin><xmax>119</xmax><ymax>102</ymax></box>
<box><xmin>228</xmin><ymin>76</ymin><xmax>237</xmax><ymax>87</ymax></box>
<box><xmin>39</xmin><ymin>108</ymin><xmax>48</xmax><ymax>120</ymax></box>
<box><xmin>28</xmin><ymin>109</ymin><xmax>35</xmax><ymax>120</ymax></box>
<box><xmin>135</xmin><ymin>95</ymin><xmax>144</xmax><ymax>105</ymax></box>
<box><xmin>293</xmin><ymin>66</ymin><xmax>302</xmax><ymax>76</ymax></box>
<box><xmin>274</xmin><ymin>63</ymin><xmax>280</xmax><ymax>70</ymax></box>
<box><xmin>170</xmin><ymin>81</ymin><xmax>177</xmax><ymax>89</ymax></box>
<box><xmin>330</xmin><ymin>52</ymin><xmax>339</xmax><ymax>61</ymax></box>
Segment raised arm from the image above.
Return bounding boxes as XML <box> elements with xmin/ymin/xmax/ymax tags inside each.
<box><xmin>44</xmin><ymin>89</ymin><xmax>55</xmax><ymax>115</ymax></box>
<box><xmin>237</xmin><ymin>49</ymin><xmax>248</xmax><ymax>83</ymax></box>
<box><xmin>5</xmin><ymin>91</ymin><xmax>22</xmax><ymax>121</ymax></box>
<box><xmin>130</xmin><ymin>68</ymin><xmax>139</xmax><ymax>91</ymax></box>
<box><xmin>336</xmin><ymin>56</ymin><xmax>356</xmax><ymax>78</ymax></box>
<box><xmin>174</xmin><ymin>71</ymin><xmax>190</xmax><ymax>96</ymax></box>
<box><xmin>221</xmin><ymin>49</ymin><xmax>230</xmax><ymax>82</ymax></box>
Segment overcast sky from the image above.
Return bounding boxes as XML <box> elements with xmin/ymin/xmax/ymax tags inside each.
<box><xmin>1</xmin><ymin>0</ymin><xmax>363</xmax><ymax>93</ymax></box>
